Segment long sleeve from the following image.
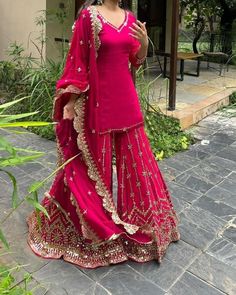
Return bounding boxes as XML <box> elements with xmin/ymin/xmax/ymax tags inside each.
<box><xmin>129</xmin><ymin>38</ymin><xmax>146</xmax><ymax>69</ymax></box>
<box><xmin>128</xmin><ymin>14</ymin><xmax>147</xmax><ymax>69</ymax></box>
<box><xmin>53</xmin><ymin>9</ymin><xmax>90</xmax><ymax>121</ymax></box>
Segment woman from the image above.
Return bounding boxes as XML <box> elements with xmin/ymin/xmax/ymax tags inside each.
<box><xmin>26</xmin><ymin>0</ymin><xmax>180</xmax><ymax>269</ymax></box>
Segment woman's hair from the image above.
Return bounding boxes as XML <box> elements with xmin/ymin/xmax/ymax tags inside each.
<box><xmin>76</xmin><ymin>0</ymin><xmax>130</xmax><ymax>19</ymax></box>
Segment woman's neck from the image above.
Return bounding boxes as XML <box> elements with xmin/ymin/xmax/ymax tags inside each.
<box><xmin>102</xmin><ymin>0</ymin><xmax>120</xmax><ymax>11</ymax></box>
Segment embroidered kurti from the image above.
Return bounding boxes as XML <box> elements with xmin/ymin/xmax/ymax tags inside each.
<box><xmin>96</xmin><ymin>9</ymin><xmax>144</xmax><ymax>132</ymax></box>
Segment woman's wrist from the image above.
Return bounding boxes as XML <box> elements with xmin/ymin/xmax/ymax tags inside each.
<box><xmin>136</xmin><ymin>43</ymin><xmax>148</xmax><ymax>61</ymax></box>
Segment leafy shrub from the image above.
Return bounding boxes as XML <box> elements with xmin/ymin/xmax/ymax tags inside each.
<box><xmin>0</xmin><ymin>265</ymin><xmax>33</xmax><ymax>295</ymax></box>
<box><xmin>229</xmin><ymin>91</ymin><xmax>236</xmax><ymax>105</ymax></box>
<box><xmin>0</xmin><ymin>7</ymin><xmax>69</xmax><ymax>140</ymax></box>
<box><xmin>0</xmin><ymin>97</ymin><xmax>53</xmax><ymax>248</ymax></box>
<box><xmin>136</xmin><ymin>68</ymin><xmax>193</xmax><ymax>160</ymax></box>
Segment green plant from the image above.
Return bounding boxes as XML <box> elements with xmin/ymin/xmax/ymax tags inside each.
<box><xmin>217</xmin><ymin>91</ymin><xmax>236</xmax><ymax>117</ymax></box>
<box><xmin>0</xmin><ymin>96</ymin><xmax>82</xmax><ymax>249</ymax></box>
<box><xmin>229</xmin><ymin>91</ymin><xmax>236</xmax><ymax>104</ymax></box>
<box><xmin>0</xmin><ymin>43</ymin><xmax>37</xmax><ymax>99</ymax></box>
<box><xmin>0</xmin><ymin>264</ymin><xmax>33</xmax><ymax>295</ymax></box>
<box><xmin>0</xmin><ymin>7</ymin><xmax>70</xmax><ymax>140</ymax></box>
<box><xmin>22</xmin><ymin>57</ymin><xmax>66</xmax><ymax>140</ymax></box>
<box><xmin>1</xmin><ymin>40</ymin><xmax>67</xmax><ymax>139</ymax></box>
<box><xmin>0</xmin><ymin>97</ymin><xmax>54</xmax><ymax>248</ymax></box>
<box><xmin>136</xmin><ymin>67</ymin><xmax>193</xmax><ymax>159</ymax></box>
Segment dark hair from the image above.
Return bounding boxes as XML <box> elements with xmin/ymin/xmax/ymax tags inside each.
<box><xmin>76</xmin><ymin>0</ymin><xmax>130</xmax><ymax>19</ymax></box>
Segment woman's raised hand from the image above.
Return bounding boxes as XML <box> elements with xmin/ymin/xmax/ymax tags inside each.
<box><xmin>129</xmin><ymin>20</ymin><xmax>149</xmax><ymax>48</ymax></box>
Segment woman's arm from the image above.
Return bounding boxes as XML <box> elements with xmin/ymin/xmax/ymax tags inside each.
<box><xmin>130</xmin><ymin>20</ymin><xmax>148</xmax><ymax>59</ymax></box>
<box><xmin>129</xmin><ymin>19</ymin><xmax>149</xmax><ymax>68</ymax></box>
<box><xmin>53</xmin><ymin>8</ymin><xmax>90</xmax><ymax>121</ymax></box>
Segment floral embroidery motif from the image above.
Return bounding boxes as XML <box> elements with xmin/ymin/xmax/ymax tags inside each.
<box><xmin>27</xmin><ymin>195</ymin><xmax>180</xmax><ymax>268</ymax></box>
<box><xmin>69</xmin><ymin>193</ymin><xmax>102</xmax><ymax>243</ymax></box>
<box><xmin>72</xmin><ymin>21</ymin><xmax>76</xmax><ymax>33</ymax></box>
<box><xmin>87</xmin><ymin>6</ymin><xmax>102</xmax><ymax>55</ymax></box>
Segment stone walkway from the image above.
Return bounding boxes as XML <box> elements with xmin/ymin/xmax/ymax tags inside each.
<box><xmin>0</xmin><ymin>110</ymin><xmax>236</xmax><ymax>295</ymax></box>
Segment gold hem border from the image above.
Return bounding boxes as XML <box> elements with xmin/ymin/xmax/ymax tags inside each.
<box><xmin>26</xmin><ymin>200</ymin><xmax>180</xmax><ymax>269</ymax></box>
<box><xmin>52</xmin><ymin>84</ymin><xmax>89</xmax><ymax>121</ymax></box>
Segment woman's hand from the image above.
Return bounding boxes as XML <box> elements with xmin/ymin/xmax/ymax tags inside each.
<box><xmin>129</xmin><ymin>20</ymin><xmax>149</xmax><ymax>49</ymax></box>
<box><xmin>63</xmin><ymin>94</ymin><xmax>78</xmax><ymax>120</ymax></box>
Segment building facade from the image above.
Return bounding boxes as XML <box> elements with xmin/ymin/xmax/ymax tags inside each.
<box><xmin>0</xmin><ymin>0</ymin><xmax>174</xmax><ymax>61</ymax></box>
<box><xmin>0</xmin><ymin>0</ymin><xmax>75</xmax><ymax>62</ymax></box>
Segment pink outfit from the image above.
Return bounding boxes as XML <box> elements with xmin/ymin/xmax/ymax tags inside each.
<box><xmin>26</xmin><ymin>5</ymin><xmax>180</xmax><ymax>269</ymax></box>
<box><xmin>96</xmin><ymin>10</ymin><xmax>144</xmax><ymax>132</ymax></box>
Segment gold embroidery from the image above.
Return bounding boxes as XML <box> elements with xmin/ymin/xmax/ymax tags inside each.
<box><xmin>27</xmin><ymin>198</ymin><xmax>180</xmax><ymax>268</ymax></box>
<box><xmin>55</xmin><ymin>85</ymin><xmax>89</xmax><ymax>100</ymax></box>
<box><xmin>69</xmin><ymin>193</ymin><xmax>102</xmax><ymax>243</ymax></box>
<box><xmin>55</xmin><ymin>133</ymin><xmax>64</xmax><ymax>168</ymax></box>
<box><xmin>87</xmin><ymin>6</ymin><xmax>102</xmax><ymax>56</ymax></box>
<box><xmin>52</xmin><ymin>85</ymin><xmax>89</xmax><ymax>121</ymax></box>
<box><xmin>73</xmin><ymin>95</ymin><xmax>139</xmax><ymax>235</ymax></box>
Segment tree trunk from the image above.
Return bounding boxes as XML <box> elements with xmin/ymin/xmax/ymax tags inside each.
<box><xmin>193</xmin><ymin>21</ymin><xmax>205</xmax><ymax>53</ymax></box>
<box><xmin>208</xmin><ymin>16</ymin><xmax>215</xmax><ymax>52</ymax></box>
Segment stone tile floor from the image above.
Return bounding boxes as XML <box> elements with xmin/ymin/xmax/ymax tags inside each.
<box><xmin>0</xmin><ymin>110</ymin><xmax>236</xmax><ymax>295</ymax></box>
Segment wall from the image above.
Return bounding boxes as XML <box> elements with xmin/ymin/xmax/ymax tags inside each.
<box><xmin>46</xmin><ymin>0</ymin><xmax>75</xmax><ymax>62</ymax></box>
<box><xmin>0</xmin><ymin>0</ymin><xmax>46</xmax><ymax>61</ymax></box>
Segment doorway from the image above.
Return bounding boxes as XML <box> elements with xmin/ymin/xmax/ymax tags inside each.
<box><xmin>138</xmin><ymin>0</ymin><xmax>166</xmax><ymax>53</ymax></box>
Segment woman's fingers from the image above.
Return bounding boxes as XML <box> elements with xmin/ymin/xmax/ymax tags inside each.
<box><xmin>131</xmin><ymin>21</ymin><xmax>146</xmax><ymax>32</ymax></box>
<box><xmin>63</xmin><ymin>101</ymin><xmax>76</xmax><ymax>119</ymax></box>
<box><xmin>129</xmin><ymin>20</ymin><xmax>149</xmax><ymax>48</ymax></box>
<box><xmin>130</xmin><ymin>24</ymin><xmax>143</xmax><ymax>35</ymax></box>
<box><xmin>129</xmin><ymin>26</ymin><xmax>142</xmax><ymax>36</ymax></box>
<box><xmin>136</xmin><ymin>20</ymin><xmax>147</xmax><ymax>32</ymax></box>
<box><xmin>129</xmin><ymin>21</ymin><xmax>147</xmax><ymax>40</ymax></box>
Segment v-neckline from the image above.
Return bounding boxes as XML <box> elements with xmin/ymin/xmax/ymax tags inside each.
<box><xmin>95</xmin><ymin>7</ymin><xmax>128</xmax><ymax>32</ymax></box>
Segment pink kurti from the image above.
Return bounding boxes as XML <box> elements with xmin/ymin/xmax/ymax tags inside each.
<box><xmin>96</xmin><ymin>10</ymin><xmax>144</xmax><ymax>132</ymax></box>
